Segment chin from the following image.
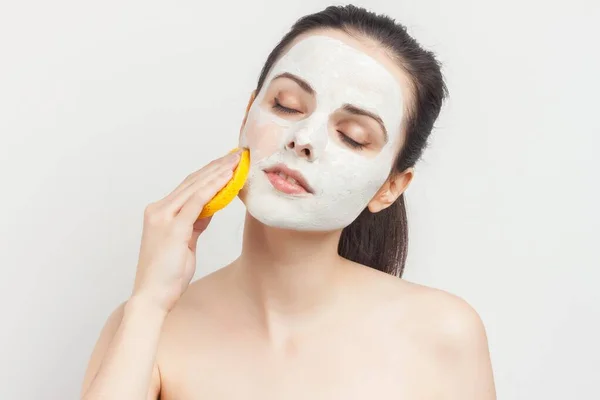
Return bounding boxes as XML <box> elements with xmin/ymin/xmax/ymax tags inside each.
<box><xmin>243</xmin><ymin>194</ymin><xmax>354</xmax><ymax>232</ymax></box>
<box><xmin>250</xmin><ymin>212</ymin><xmax>325</xmax><ymax>232</ymax></box>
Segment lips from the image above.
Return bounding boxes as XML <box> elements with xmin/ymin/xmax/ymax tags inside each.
<box><xmin>263</xmin><ymin>164</ymin><xmax>314</xmax><ymax>195</ymax></box>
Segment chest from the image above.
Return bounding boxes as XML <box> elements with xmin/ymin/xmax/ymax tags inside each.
<box><xmin>157</xmin><ymin>331</ymin><xmax>440</xmax><ymax>400</ymax></box>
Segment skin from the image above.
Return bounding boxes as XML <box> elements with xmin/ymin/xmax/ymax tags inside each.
<box><xmin>239</xmin><ymin>33</ymin><xmax>407</xmax><ymax>231</ymax></box>
<box><xmin>81</xmin><ymin>29</ymin><xmax>496</xmax><ymax>400</ymax></box>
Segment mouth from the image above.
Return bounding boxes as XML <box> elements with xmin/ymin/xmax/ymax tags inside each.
<box><xmin>263</xmin><ymin>163</ymin><xmax>314</xmax><ymax>195</ymax></box>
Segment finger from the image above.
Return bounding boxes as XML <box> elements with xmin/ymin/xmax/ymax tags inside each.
<box><xmin>162</xmin><ymin>159</ymin><xmax>237</xmax><ymax>216</ymax></box>
<box><xmin>164</xmin><ymin>152</ymin><xmax>238</xmax><ymax>203</ymax></box>
<box><xmin>155</xmin><ymin>152</ymin><xmax>240</xmax><ymax>216</ymax></box>
<box><xmin>160</xmin><ymin>151</ymin><xmax>241</xmax><ymax>205</ymax></box>
<box><xmin>177</xmin><ymin>149</ymin><xmax>241</xmax><ymax>191</ymax></box>
<box><xmin>176</xmin><ymin>169</ymin><xmax>234</xmax><ymax>224</ymax></box>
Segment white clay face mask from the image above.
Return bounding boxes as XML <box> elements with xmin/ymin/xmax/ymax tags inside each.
<box><xmin>239</xmin><ymin>34</ymin><xmax>405</xmax><ymax>231</ymax></box>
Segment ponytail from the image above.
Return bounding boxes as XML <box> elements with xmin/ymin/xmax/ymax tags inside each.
<box><xmin>338</xmin><ymin>194</ymin><xmax>408</xmax><ymax>277</ymax></box>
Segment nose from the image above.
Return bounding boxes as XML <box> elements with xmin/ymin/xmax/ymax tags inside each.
<box><xmin>285</xmin><ymin>139</ymin><xmax>315</xmax><ymax>161</ymax></box>
<box><xmin>284</xmin><ymin>115</ymin><xmax>328</xmax><ymax>161</ymax></box>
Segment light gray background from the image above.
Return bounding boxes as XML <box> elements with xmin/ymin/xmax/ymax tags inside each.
<box><xmin>1</xmin><ymin>0</ymin><xmax>598</xmax><ymax>399</ymax></box>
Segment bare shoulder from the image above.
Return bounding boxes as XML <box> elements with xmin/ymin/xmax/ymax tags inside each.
<box><xmin>352</xmin><ymin>266</ymin><xmax>495</xmax><ymax>397</ymax></box>
<box><xmin>401</xmin><ymin>280</ymin><xmax>488</xmax><ymax>352</ymax></box>
<box><xmin>390</xmin><ymin>278</ymin><xmax>495</xmax><ymax>397</ymax></box>
<box><xmin>352</xmin><ymin>265</ymin><xmax>489</xmax><ymax>354</ymax></box>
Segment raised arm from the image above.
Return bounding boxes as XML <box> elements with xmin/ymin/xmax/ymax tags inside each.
<box><xmin>81</xmin><ymin>150</ymin><xmax>242</xmax><ymax>400</ymax></box>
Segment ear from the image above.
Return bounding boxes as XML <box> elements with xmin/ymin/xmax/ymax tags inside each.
<box><xmin>239</xmin><ymin>90</ymin><xmax>257</xmax><ymax>137</ymax></box>
<box><xmin>367</xmin><ymin>167</ymin><xmax>414</xmax><ymax>213</ymax></box>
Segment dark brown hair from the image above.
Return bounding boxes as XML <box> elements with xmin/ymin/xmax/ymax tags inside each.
<box><xmin>254</xmin><ymin>5</ymin><xmax>448</xmax><ymax>277</ymax></box>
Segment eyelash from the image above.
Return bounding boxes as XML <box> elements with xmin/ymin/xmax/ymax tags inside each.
<box><xmin>273</xmin><ymin>98</ymin><xmax>366</xmax><ymax>150</ymax></box>
<box><xmin>273</xmin><ymin>98</ymin><xmax>301</xmax><ymax>114</ymax></box>
<box><xmin>337</xmin><ymin>131</ymin><xmax>366</xmax><ymax>150</ymax></box>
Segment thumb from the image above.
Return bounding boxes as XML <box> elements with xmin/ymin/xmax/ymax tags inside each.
<box><xmin>188</xmin><ymin>216</ymin><xmax>212</xmax><ymax>251</ymax></box>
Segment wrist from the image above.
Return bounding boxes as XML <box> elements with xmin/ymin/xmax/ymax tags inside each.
<box><xmin>125</xmin><ymin>294</ymin><xmax>169</xmax><ymax>321</ymax></box>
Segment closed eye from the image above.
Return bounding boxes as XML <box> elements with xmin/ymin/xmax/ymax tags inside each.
<box><xmin>337</xmin><ymin>130</ymin><xmax>367</xmax><ymax>150</ymax></box>
<box><xmin>273</xmin><ymin>98</ymin><xmax>301</xmax><ymax>114</ymax></box>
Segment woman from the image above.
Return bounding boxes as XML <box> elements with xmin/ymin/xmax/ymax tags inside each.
<box><xmin>81</xmin><ymin>5</ymin><xmax>495</xmax><ymax>399</ymax></box>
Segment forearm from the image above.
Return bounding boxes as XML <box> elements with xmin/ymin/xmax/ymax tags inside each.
<box><xmin>82</xmin><ymin>297</ymin><xmax>166</xmax><ymax>400</ymax></box>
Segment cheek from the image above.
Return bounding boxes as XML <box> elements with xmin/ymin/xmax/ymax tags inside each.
<box><xmin>241</xmin><ymin>118</ymin><xmax>284</xmax><ymax>162</ymax></box>
<box><xmin>318</xmin><ymin>146</ymin><xmax>394</xmax><ymax>200</ymax></box>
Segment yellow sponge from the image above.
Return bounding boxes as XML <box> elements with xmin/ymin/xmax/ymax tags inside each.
<box><xmin>198</xmin><ymin>148</ymin><xmax>250</xmax><ymax>219</ymax></box>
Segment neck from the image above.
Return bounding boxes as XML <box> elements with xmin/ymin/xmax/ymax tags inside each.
<box><xmin>233</xmin><ymin>212</ymin><xmax>345</xmax><ymax>330</ymax></box>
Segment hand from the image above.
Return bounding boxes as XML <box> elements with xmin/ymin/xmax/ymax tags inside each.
<box><xmin>131</xmin><ymin>150</ymin><xmax>242</xmax><ymax>312</ymax></box>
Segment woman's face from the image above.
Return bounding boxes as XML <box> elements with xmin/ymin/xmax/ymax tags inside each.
<box><xmin>239</xmin><ymin>31</ymin><xmax>411</xmax><ymax>231</ymax></box>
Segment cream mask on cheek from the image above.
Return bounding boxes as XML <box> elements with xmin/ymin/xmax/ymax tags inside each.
<box><xmin>239</xmin><ymin>35</ymin><xmax>405</xmax><ymax>231</ymax></box>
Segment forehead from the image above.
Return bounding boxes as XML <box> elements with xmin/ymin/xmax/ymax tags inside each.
<box><xmin>263</xmin><ymin>35</ymin><xmax>404</xmax><ymax>135</ymax></box>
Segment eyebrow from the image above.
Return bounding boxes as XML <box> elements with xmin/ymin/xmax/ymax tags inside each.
<box><xmin>273</xmin><ymin>72</ymin><xmax>315</xmax><ymax>95</ymax></box>
<box><xmin>272</xmin><ymin>72</ymin><xmax>389</xmax><ymax>143</ymax></box>
<box><xmin>342</xmin><ymin>104</ymin><xmax>388</xmax><ymax>143</ymax></box>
